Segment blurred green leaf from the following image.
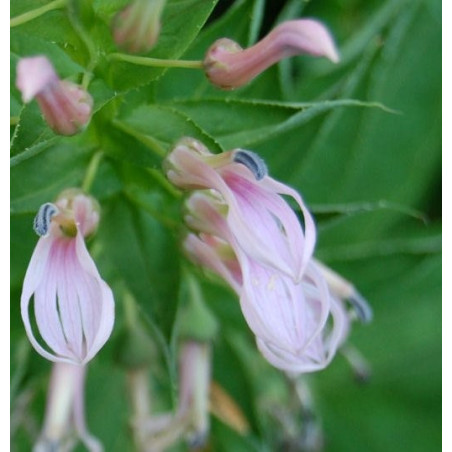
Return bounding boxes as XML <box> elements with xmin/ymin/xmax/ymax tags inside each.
<box><xmin>97</xmin><ymin>194</ymin><xmax>181</xmax><ymax>341</ymax></box>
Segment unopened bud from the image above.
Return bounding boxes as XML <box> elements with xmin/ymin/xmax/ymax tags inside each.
<box><xmin>112</xmin><ymin>0</ymin><xmax>166</xmax><ymax>54</ymax></box>
<box><xmin>16</xmin><ymin>56</ymin><xmax>93</xmax><ymax>136</ymax></box>
<box><xmin>204</xmin><ymin>19</ymin><xmax>339</xmax><ymax>89</ymax></box>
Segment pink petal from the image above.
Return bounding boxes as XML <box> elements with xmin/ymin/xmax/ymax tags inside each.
<box><xmin>16</xmin><ymin>56</ymin><xmax>58</xmax><ymax>103</ymax></box>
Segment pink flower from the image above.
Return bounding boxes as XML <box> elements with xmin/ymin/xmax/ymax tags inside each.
<box><xmin>16</xmin><ymin>56</ymin><xmax>93</xmax><ymax>135</ymax></box>
<box><xmin>21</xmin><ymin>189</ymin><xmax>115</xmax><ymax>365</ymax></box>
<box><xmin>165</xmin><ymin>137</ymin><xmax>316</xmax><ymax>282</ymax></box>
<box><xmin>34</xmin><ymin>363</ymin><xmax>102</xmax><ymax>452</ymax></box>
<box><xmin>182</xmin><ymin>192</ymin><xmax>349</xmax><ymax>374</ymax></box>
<box><xmin>203</xmin><ymin>19</ymin><xmax>339</xmax><ymax>89</ymax></box>
<box><xmin>112</xmin><ymin>0</ymin><xmax>166</xmax><ymax>54</ymax></box>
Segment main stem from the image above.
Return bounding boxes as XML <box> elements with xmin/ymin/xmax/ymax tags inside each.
<box><xmin>81</xmin><ymin>151</ymin><xmax>103</xmax><ymax>193</ymax></box>
<box><xmin>11</xmin><ymin>0</ymin><xmax>67</xmax><ymax>28</ymax></box>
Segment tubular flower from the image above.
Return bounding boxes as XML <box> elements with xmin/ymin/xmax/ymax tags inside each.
<box><xmin>34</xmin><ymin>363</ymin><xmax>102</xmax><ymax>452</ymax></box>
<box><xmin>182</xmin><ymin>192</ymin><xmax>349</xmax><ymax>374</ymax></box>
<box><xmin>16</xmin><ymin>56</ymin><xmax>93</xmax><ymax>136</ymax></box>
<box><xmin>21</xmin><ymin>189</ymin><xmax>115</xmax><ymax>365</ymax></box>
<box><xmin>177</xmin><ymin>340</ymin><xmax>212</xmax><ymax>448</ymax></box>
<box><xmin>203</xmin><ymin>19</ymin><xmax>339</xmax><ymax>89</ymax></box>
<box><xmin>112</xmin><ymin>0</ymin><xmax>166</xmax><ymax>54</ymax></box>
<box><xmin>165</xmin><ymin>137</ymin><xmax>316</xmax><ymax>282</ymax></box>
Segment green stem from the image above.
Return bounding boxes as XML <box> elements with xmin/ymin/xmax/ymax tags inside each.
<box><xmin>67</xmin><ymin>1</ymin><xmax>98</xmax><ymax>91</ymax></box>
<box><xmin>112</xmin><ymin>119</ymin><xmax>167</xmax><ymax>158</ymax></box>
<box><xmin>123</xmin><ymin>292</ymin><xmax>138</xmax><ymax>328</ymax></box>
<box><xmin>108</xmin><ymin>53</ymin><xmax>204</xmax><ymax>70</ymax></box>
<box><xmin>10</xmin><ymin>0</ymin><xmax>67</xmax><ymax>28</ymax></box>
<box><xmin>82</xmin><ymin>151</ymin><xmax>103</xmax><ymax>193</ymax></box>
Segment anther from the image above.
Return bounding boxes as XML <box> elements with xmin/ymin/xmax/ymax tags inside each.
<box><xmin>348</xmin><ymin>291</ymin><xmax>373</xmax><ymax>324</ymax></box>
<box><xmin>232</xmin><ymin>149</ymin><xmax>268</xmax><ymax>180</ymax></box>
<box><xmin>33</xmin><ymin>203</ymin><xmax>59</xmax><ymax>237</ymax></box>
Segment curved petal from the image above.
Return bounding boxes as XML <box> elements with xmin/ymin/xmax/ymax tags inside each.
<box><xmin>260</xmin><ymin>176</ymin><xmax>317</xmax><ymax>281</ymax></box>
<box><xmin>74</xmin><ymin>233</ymin><xmax>115</xmax><ymax>365</ymax></box>
<box><xmin>21</xmin><ymin>237</ymin><xmax>78</xmax><ymax>363</ymax></box>
<box><xmin>256</xmin><ymin>338</ymin><xmax>329</xmax><ymax>374</ymax></box>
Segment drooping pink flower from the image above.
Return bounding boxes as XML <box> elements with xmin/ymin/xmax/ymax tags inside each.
<box><xmin>165</xmin><ymin>137</ymin><xmax>316</xmax><ymax>282</ymax></box>
<box><xmin>21</xmin><ymin>189</ymin><xmax>115</xmax><ymax>365</ymax></box>
<box><xmin>182</xmin><ymin>192</ymin><xmax>349</xmax><ymax>374</ymax></box>
<box><xmin>112</xmin><ymin>0</ymin><xmax>166</xmax><ymax>54</ymax></box>
<box><xmin>203</xmin><ymin>19</ymin><xmax>339</xmax><ymax>89</ymax></box>
<box><xmin>34</xmin><ymin>363</ymin><xmax>102</xmax><ymax>452</ymax></box>
<box><xmin>16</xmin><ymin>56</ymin><xmax>93</xmax><ymax>135</ymax></box>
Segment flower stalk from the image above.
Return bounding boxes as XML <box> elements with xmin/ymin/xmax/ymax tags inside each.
<box><xmin>10</xmin><ymin>0</ymin><xmax>67</xmax><ymax>28</ymax></box>
<box><xmin>108</xmin><ymin>52</ymin><xmax>203</xmax><ymax>69</ymax></box>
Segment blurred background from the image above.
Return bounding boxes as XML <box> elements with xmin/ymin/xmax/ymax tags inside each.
<box><xmin>11</xmin><ymin>0</ymin><xmax>441</xmax><ymax>451</ymax></box>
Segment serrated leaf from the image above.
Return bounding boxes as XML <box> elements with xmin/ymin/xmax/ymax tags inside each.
<box><xmin>11</xmin><ymin>140</ymin><xmax>93</xmax><ymax>214</ymax></box>
<box><xmin>118</xmin><ymin>104</ymin><xmax>222</xmax><ymax>152</ymax></box>
<box><xmin>170</xmin><ymin>98</ymin><xmax>388</xmax><ymax>149</ymax></box>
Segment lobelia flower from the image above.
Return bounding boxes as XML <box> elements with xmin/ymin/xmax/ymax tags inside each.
<box><xmin>183</xmin><ymin>191</ymin><xmax>349</xmax><ymax>374</ymax></box>
<box><xmin>16</xmin><ymin>56</ymin><xmax>93</xmax><ymax>135</ymax></box>
<box><xmin>34</xmin><ymin>363</ymin><xmax>102</xmax><ymax>452</ymax></box>
<box><xmin>21</xmin><ymin>189</ymin><xmax>115</xmax><ymax>365</ymax></box>
<box><xmin>203</xmin><ymin>19</ymin><xmax>339</xmax><ymax>89</ymax></box>
<box><xmin>164</xmin><ymin>137</ymin><xmax>316</xmax><ymax>283</ymax></box>
<box><xmin>112</xmin><ymin>0</ymin><xmax>166</xmax><ymax>54</ymax></box>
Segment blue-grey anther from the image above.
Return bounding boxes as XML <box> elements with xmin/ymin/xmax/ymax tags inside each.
<box><xmin>33</xmin><ymin>203</ymin><xmax>59</xmax><ymax>237</ymax></box>
<box><xmin>349</xmin><ymin>291</ymin><xmax>373</xmax><ymax>324</ymax></box>
<box><xmin>233</xmin><ymin>149</ymin><xmax>268</xmax><ymax>180</ymax></box>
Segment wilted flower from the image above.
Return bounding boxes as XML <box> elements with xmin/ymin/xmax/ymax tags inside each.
<box><xmin>112</xmin><ymin>0</ymin><xmax>166</xmax><ymax>53</ymax></box>
<box><xmin>34</xmin><ymin>363</ymin><xmax>102</xmax><ymax>452</ymax></box>
<box><xmin>165</xmin><ymin>137</ymin><xmax>316</xmax><ymax>282</ymax></box>
<box><xmin>203</xmin><ymin>19</ymin><xmax>339</xmax><ymax>89</ymax></box>
<box><xmin>21</xmin><ymin>189</ymin><xmax>115</xmax><ymax>365</ymax></box>
<box><xmin>16</xmin><ymin>56</ymin><xmax>93</xmax><ymax>135</ymax></box>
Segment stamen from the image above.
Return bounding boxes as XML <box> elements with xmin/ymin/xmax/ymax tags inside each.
<box><xmin>348</xmin><ymin>291</ymin><xmax>373</xmax><ymax>324</ymax></box>
<box><xmin>33</xmin><ymin>203</ymin><xmax>59</xmax><ymax>237</ymax></box>
<box><xmin>232</xmin><ymin>149</ymin><xmax>268</xmax><ymax>180</ymax></box>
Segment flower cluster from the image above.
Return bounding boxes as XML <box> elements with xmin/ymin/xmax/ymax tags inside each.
<box><xmin>14</xmin><ymin>6</ymin><xmax>372</xmax><ymax>450</ymax></box>
<box><xmin>164</xmin><ymin>137</ymin><xmax>364</xmax><ymax>374</ymax></box>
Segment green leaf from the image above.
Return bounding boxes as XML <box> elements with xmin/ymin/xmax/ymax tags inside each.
<box><xmin>118</xmin><ymin>104</ymin><xmax>222</xmax><ymax>152</ymax></box>
<box><xmin>169</xmin><ymin>98</ymin><xmax>389</xmax><ymax>149</ymax></box>
<box><xmin>97</xmin><ymin>194</ymin><xmax>181</xmax><ymax>341</ymax></box>
<box><xmin>11</xmin><ymin>139</ymin><xmax>93</xmax><ymax>214</ymax></box>
<box><xmin>314</xmin><ymin>253</ymin><xmax>441</xmax><ymax>452</ymax></box>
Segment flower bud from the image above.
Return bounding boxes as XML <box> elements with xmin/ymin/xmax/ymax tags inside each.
<box><xmin>16</xmin><ymin>56</ymin><xmax>93</xmax><ymax>135</ymax></box>
<box><xmin>204</xmin><ymin>19</ymin><xmax>339</xmax><ymax>89</ymax></box>
<box><xmin>112</xmin><ymin>0</ymin><xmax>166</xmax><ymax>54</ymax></box>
